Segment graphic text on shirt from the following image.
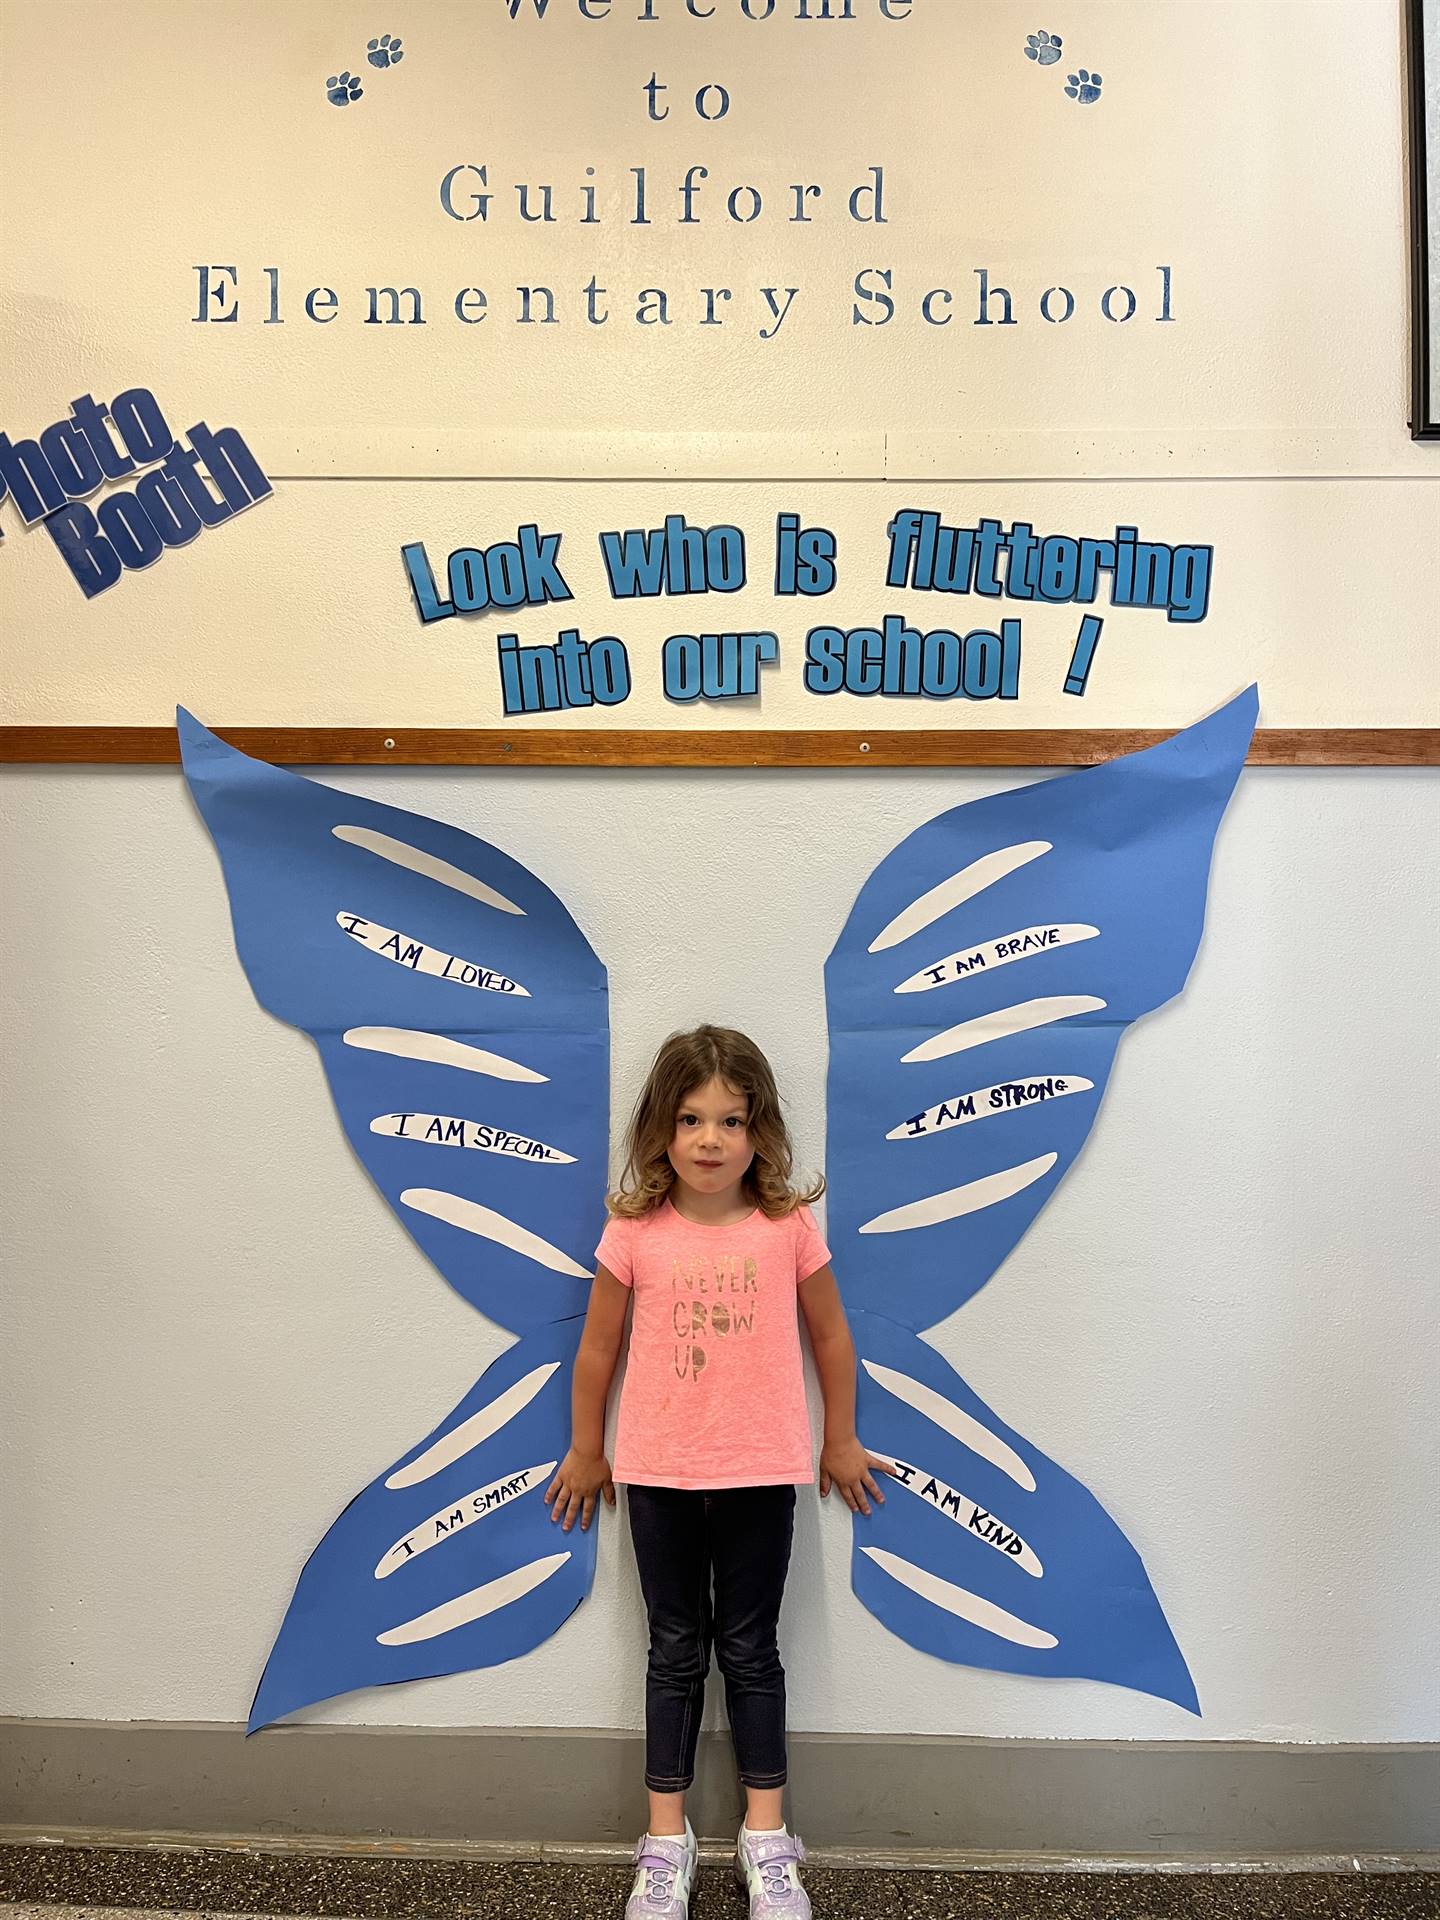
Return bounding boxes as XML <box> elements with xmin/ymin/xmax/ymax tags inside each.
<box><xmin>671</xmin><ymin>1252</ymin><xmax>758</xmax><ymax>1383</ymax></box>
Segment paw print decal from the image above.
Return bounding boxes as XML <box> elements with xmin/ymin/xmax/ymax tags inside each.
<box><xmin>1065</xmin><ymin>68</ymin><xmax>1103</xmax><ymax>104</ymax></box>
<box><xmin>367</xmin><ymin>33</ymin><xmax>404</xmax><ymax>69</ymax></box>
<box><xmin>326</xmin><ymin>71</ymin><xmax>363</xmax><ymax>106</ymax></box>
<box><xmin>1025</xmin><ymin>30</ymin><xmax>1063</xmax><ymax>66</ymax></box>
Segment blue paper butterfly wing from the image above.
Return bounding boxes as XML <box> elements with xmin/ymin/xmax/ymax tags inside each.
<box><xmin>248</xmin><ymin>1318</ymin><xmax>594</xmax><ymax>1731</ymax></box>
<box><xmin>825</xmin><ymin>688</ymin><xmax>1257</xmax><ymax>1331</ymax></box>
<box><xmin>827</xmin><ymin>689</ymin><xmax>1257</xmax><ymax>1709</ymax></box>
<box><xmin>850</xmin><ymin>1312</ymin><xmax>1198</xmax><ymax>1713</ymax></box>
<box><xmin>179</xmin><ymin>708</ymin><xmax>607</xmax><ymax>1334</ymax></box>
<box><xmin>178</xmin><ymin>711</ymin><xmax>609</xmax><ymax>1725</ymax></box>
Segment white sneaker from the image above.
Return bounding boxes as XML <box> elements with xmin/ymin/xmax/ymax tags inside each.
<box><xmin>734</xmin><ymin>1822</ymin><xmax>811</xmax><ymax>1916</ymax></box>
<box><xmin>625</xmin><ymin>1817</ymin><xmax>698</xmax><ymax>1918</ymax></box>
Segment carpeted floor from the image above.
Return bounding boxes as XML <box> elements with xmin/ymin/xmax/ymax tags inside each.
<box><xmin>2</xmin><ymin>1848</ymin><xmax>1439</xmax><ymax>1920</ymax></box>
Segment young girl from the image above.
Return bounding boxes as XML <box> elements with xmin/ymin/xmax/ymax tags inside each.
<box><xmin>543</xmin><ymin>1025</ymin><xmax>894</xmax><ymax>1920</ymax></box>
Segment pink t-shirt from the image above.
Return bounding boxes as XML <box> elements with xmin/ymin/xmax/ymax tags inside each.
<box><xmin>596</xmin><ymin>1197</ymin><xmax>832</xmax><ymax>1490</ymax></box>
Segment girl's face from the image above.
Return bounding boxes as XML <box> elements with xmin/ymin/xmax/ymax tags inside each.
<box><xmin>667</xmin><ymin>1075</ymin><xmax>754</xmax><ymax>1202</ymax></box>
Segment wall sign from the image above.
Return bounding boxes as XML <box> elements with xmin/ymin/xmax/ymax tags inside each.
<box><xmin>0</xmin><ymin>4</ymin><xmax>1433</xmax><ymax>757</ymax></box>
<box><xmin>0</xmin><ymin>388</ymin><xmax>270</xmax><ymax>596</ymax></box>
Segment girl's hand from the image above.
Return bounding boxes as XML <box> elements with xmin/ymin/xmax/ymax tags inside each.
<box><xmin>543</xmin><ymin>1447</ymin><xmax>616</xmax><ymax>1532</ymax></box>
<box><xmin>818</xmin><ymin>1439</ymin><xmax>897</xmax><ymax>1516</ymax></box>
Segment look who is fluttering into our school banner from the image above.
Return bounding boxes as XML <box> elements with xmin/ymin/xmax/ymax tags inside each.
<box><xmin>395</xmin><ymin>505</ymin><xmax>1206</xmax><ymax>717</ymax></box>
<box><xmin>180</xmin><ymin>686</ymin><xmax>1256</xmax><ymax>1730</ymax></box>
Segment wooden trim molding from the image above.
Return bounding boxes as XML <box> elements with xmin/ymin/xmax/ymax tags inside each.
<box><xmin>0</xmin><ymin>726</ymin><xmax>1436</xmax><ymax>768</ymax></box>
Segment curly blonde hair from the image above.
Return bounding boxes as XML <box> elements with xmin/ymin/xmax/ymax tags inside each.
<box><xmin>608</xmin><ymin>1025</ymin><xmax>824</xmax><ymax>1220</ymax></box>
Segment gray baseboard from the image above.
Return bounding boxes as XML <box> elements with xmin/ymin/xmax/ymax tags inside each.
<box><xmin>2</xmin><ymin>1719</ymin><xmax>1437</xmax><ymax>1861</ymax></box>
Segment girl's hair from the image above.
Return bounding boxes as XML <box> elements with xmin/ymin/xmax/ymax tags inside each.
<box><xmin>608</xmin><ymin>1024</ymin><xmax>825</xmax><ymax>1220</ymax></box>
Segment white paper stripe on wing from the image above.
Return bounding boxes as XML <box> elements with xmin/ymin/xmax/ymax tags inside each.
<box><xmin>901</xmin><ymin>996</ymin><xmax>1106</xmax><ymax>1063</ymax></box>
<box><xmin>895</xmin><ymin>924</ymin><xmax>1098</xmax><ymax>994</ymax></box>
<box><xmin>375</xmin><ymin>1462</ymin><xmax>557</xmax><ymax>1577</ymax></box>
<box><xmin>867</xmin><ymin>842</ymin><xmax>1052</xmax><ymax>953</ymax></box>
<box><xmin>872</xmin><ymin>1454</ymin><xmax>1043</xmax><ymax>1577</ymax></box>
<box><xmin>377</xmin><ymin>1553</ymin><xmax>571</xmax><ymax>1646</ymax></box>
<box><xmin>372</xmin><ymin>1112</ymin><xmax>575</xmax><ymax>1164</ymax></box>
<box><xmin>862</xmin><ymin>1361</ymin><xmax>1037</xmax><ymax>1491</ymax></box>
<box><xmin>386</xmin><ymin>1364</ymin><xmax>561</xmax><ymax>1489</ymax></box>
<box><xmin>338</xmin><ymin>914</ymin><xmax>529</xmax><ymax>997</ymax></box>
<box><xmin>333</xmin><ymin>826</ymin><xmax>526</xmax><ymax>915</ymax></box>
<box><xmin>861</xmin><ymin>1547</ymin><xmax>1058</xmax><ymax>1649</ymax></box>
<box><xmin>343</xmin><ymin>1028</ymin><xmax>548</xmax><ymax>1083</ymax></box>
<box><xmin>887</xmin><ymin>1075</ymin><xmax>1094</xmax><ymax>1139</ymax></box>
<box><xmin>859</xmin><ymin>1154</ymin><xmax>1057</xmax><ymax>1235</ymax></box>
<box><xmin>401</xmin><ymin>1189</ymin><xmax>593</xmax><ymax>1279</ymax></box>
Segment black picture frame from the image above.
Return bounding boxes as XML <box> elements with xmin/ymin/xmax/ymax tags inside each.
<box><xmin>1409</xmin><ymin>0</ymin><xmax>1440</xmax><ymax>435</ymax></box>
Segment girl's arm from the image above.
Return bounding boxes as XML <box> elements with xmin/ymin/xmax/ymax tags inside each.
<box><xmin>798</xmin><ymin>1263</ymin><xmax>897</xmax><ymax>1516</ymax></box>
<box><xmin>543</xmin><ymin>1263</ymin><xmax>630</xmax><ymax>1532</ymax></box>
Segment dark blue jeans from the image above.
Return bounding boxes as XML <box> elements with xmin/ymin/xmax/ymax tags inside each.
<box><xmin>627</xmin><ymin>1482</ymin><xmax>797</xmax><ymax>1792</ymax></box>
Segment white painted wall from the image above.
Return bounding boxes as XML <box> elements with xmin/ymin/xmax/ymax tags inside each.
<box><xmin>2</xmin><ymin>762</ymin><xmax>1436</xmax><ymax>1743</ymax></box>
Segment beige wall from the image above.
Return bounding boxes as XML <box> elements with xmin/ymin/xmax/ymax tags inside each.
<box><xmin>1</xmin><ymin>0</ymin><xmax>1435</xmax><ymax>728</ymax></box>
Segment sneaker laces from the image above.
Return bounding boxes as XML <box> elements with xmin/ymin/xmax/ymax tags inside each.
<box><xmin>747</xmin><ymin>1833</ymin><xmax>807</xmax><ymax>1902</ymax></box>
<box><xmin>633</xmin><ymin>1834</ymin><xmax>688</xmax><ymax>1910</ymax></box>
<box><xmin>759</xmin><ymin>1858</ymin><xmax>794</xmax><ymax>1899</ymax></box>
<box><xmin>639</xmin><ymin>1861</ymin><xmax>674</xmax><ymax>1907</ymax></box>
